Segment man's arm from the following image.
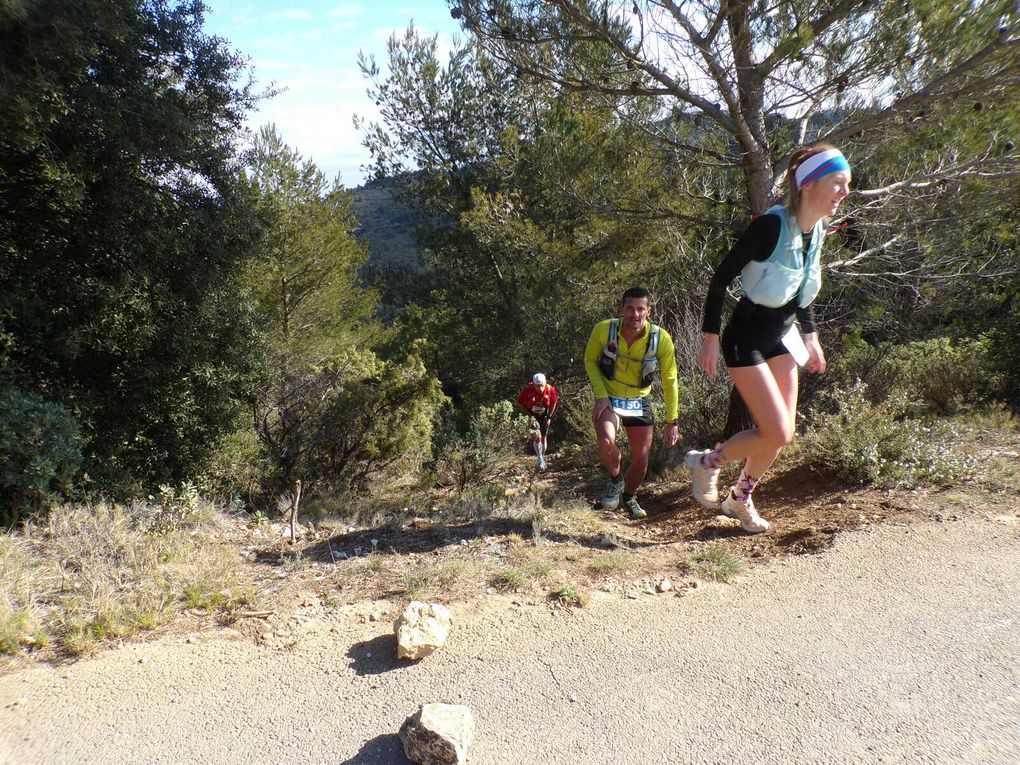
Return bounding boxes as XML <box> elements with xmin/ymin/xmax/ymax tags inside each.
<box><xmin>584</xmin><ymin>324</ymin><xmax>610</xmax><ymax>400</ymax></box>
<box><xmin>658</xmin><ymin>330</ymin><xmax>679</xmax><ymax>423</ymax></box>
<box><xmin>516</xmin><ymin>388</ymin><xmax>535</xmax><ymax>417</ymax></box>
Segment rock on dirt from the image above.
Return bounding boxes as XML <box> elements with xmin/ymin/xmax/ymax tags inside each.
<box><xmin>399</xmin><ymin>703</ymin><xmax>474</xmax><ymax>765</ymax></box>
<box><xmin>395</xmin><ymin>601</ymin><xmax>453</xmax><ymax>660</ymax></box>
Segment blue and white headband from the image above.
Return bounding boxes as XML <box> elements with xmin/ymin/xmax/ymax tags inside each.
<box><xmin>795</xmin><ymin>148</ymin><xmax>851</xmax><ymax>188</ymax></box>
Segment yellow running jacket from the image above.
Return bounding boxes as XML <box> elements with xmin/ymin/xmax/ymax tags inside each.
<box><xmin>584</xmin><ymin>319</ymin><xmax>679</xmax><ymax>421</ymax></box>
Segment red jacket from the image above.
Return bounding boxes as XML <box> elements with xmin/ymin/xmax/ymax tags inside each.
<box><xmin>517</xmin><ymin>382</ymin><xmax>557</xmax><ymax>416</ymax></box>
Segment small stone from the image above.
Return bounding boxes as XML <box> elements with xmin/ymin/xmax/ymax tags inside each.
<box><xmin>568</xmin><ymin>694</ymin><xmax>578</xmax><ymax>703</ymax></box>
<box><xmin>657</xmin><ymin>578</ymin><xmax>673</xmax><ymax>593</ymax></box>
<box><xmin>399</xmin><ymin>703</ymin><xmax>474</xmax><ymax>765</ymax></box>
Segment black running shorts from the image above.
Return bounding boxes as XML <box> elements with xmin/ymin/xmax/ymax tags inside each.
<box><xmin>619</xmin><ymin>398</ymin><xmax>654</xmax><ymax>428</ymax></box>
<box><xmin>721</xmin><ymin>297</ymin><xmax>797</xmax><ymax>368</ymax></box>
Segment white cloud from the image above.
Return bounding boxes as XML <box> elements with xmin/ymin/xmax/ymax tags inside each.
<box><xmin>219</xmin><ymin>2</ymin><xmax>463</xmax><ymax>186</ymax></box>
<box><xmin>329</xmin><ymin>5</ymin><xmax>364</xmax><ymax>18</ymax></box>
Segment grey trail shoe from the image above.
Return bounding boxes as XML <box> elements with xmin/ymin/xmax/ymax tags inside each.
<box><xmin>685</xmin><ymin>449</ymin><xmax>721</xmax><ymax>508</ymax></box>
<box><xmin>623</xmin><ymin>495</ymin><xmax>647</xmax><ymax>519</ymax></box>
<box><xmin>722</xmin><ymin>491</ymin><xmax>769</xmax><ymax>534</ymax></box>
<box><xmin>600</xmin><ymin>475</ymin><xmax>626</xmax><ymax>510</ymax></box>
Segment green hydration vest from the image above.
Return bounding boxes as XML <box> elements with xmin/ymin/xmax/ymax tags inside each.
<box><xmin>740</xmin><ymin>205</ymin><xmax>824</xmax><ymax>309</ymax></box>
<box><xmin>597</xmin><ymin>318</ymin><xmax>661</xmax><ymax>388</ymax></box>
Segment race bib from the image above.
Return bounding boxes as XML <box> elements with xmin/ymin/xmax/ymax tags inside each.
<box><xmin>531</xmin><ymin>405</ymin><xmax>546</xmax><ymax>414</ymax></box>
<box><xmin>781</xmin><ymin>325</ymin><xmax>809</xmax><ymax>366</ymax></box>
<box><xmin>610</xmin><ymin>396</ymin><xmax>644</xmax><ymax>417</ymax></box>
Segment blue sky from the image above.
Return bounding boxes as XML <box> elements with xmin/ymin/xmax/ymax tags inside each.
<box><xmin>202</xmin><ymin>1</ymin><xmax>462</xmax><ymax>187</ymax></box>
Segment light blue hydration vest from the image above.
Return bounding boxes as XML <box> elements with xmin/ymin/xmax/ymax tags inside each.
<box><xmin>740</xmin><ymin>205</ymin><xmax>824</xmax><ymax>309</ymax></box>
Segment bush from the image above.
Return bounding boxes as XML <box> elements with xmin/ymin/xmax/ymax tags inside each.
<box><xmin>988</xmin><ymin>298</ymin><xmax>1020</xmax><ymax>412</ymax></box>
<box><xmin>429</xmin><ymin>400</ymin><xmax>529</xmax><ymax>490</ymax></box>
<box><xmin>557</xmin><ymin>378</ymin><xmax>597</xmax><ymax>450</ymax></box>
<box><xmin>827</xmin><ymin>335</ymin><xmax>1001</xmax><ymax>416</ymax></box>
<box><xmin>252</xmin><ymin>346</ymin><xmax>446</xmax><ymax>500</ymax></box>
<box><xmin>674</xmin><ymin>373</ymin><xmax>731</xmax><ymax>450</ymax></box>
<box><xmin>0</xmin><ymin>384</ymin><xmax>83</xmax><ymax>526</ymax></box>
<box><xmin>309</xmin><ymin>349</ymin><xmax>447</xmax><ymax>490</ymax></box>
<box><xmin>803</xmin><ymin>381</ymin><xmax>978</xmax><ymax>487</ymax></box>
<box><xmin>133</xmin><ymin>482</ymin><xmax>216</xmax><ymax>535</ymax></box>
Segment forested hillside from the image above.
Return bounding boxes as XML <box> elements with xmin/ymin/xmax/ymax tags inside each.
<box><xmin>351</xmin><ymin>178</ymin><xmax>426</xmax><ymax>317</ymax></box>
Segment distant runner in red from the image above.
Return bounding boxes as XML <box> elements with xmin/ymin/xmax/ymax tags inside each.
<box><xmin>516</xmin><ymin>373</ymin><xmax>558</xmax><ymax>471</ymax></box>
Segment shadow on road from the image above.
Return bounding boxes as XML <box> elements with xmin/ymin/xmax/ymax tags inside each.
<box><xmin>346</xmin><ymin>633</ymin><xmax>406</xmax><ymax>676</ymax></box>
<box><xmin>340</xmin><ymin>734</ymin><xmax>412</xmax><ymax>764</ymax></box>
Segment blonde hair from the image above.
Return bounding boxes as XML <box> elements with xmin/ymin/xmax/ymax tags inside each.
<box><xmin>784</xmin><ymin>142</ymin><xmax>838</xmax><ymax>216</ymax></box>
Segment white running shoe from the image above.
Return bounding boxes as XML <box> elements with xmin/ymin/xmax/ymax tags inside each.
<box><xmin>685</xmin><ymin>449</ymin><xmax>721</xmax><ymax>508</ymax></box>
<box><xmin>722</xmin><ymin>491</ymin><xmax>769</xmax><ymax>534</ymax></box>
<box><xmin>537</xmin><ymin>459</ymin><xmax>547</xmax><ymax>471</ymax></box>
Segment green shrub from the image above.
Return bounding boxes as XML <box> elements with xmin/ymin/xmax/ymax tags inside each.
<box><xmin>827</xmin><ymin>335</ymin><xmax>1001</xmax><ymax>416</ymax></box>
<box><xmin>988</xmin><ymin>297</ymin><xmax>1020</xmax><ymax>412</ymax></box>
<box><xmin>0</xmin><ymin>384</ymin><xmax>83</xmax><ymax>526</ymax></box>
<box><xmin>134</xmin><ymin>482</ymin><xmax>214</xmax><ymax>535</ymax></box>
<box><xmin>253</xmin><ymin>346</ymin><xmax>446</xmax><ymax>499</ymax></box>
<box><xmin>803</xmin><ymin>381</ymin><xmax>978</xmax><ymax>487</ymax></box>
<box><xmin>558</xmin><ymin>379</ymin><xmax>596</xmax><ymax>450</ymax></box>
<box><xmin>429</xmin><ymin>400</ymin><xmax>529</xmax><ymax>489</ymax></box>
<box><xmin>674</xmin><ymin>373</ymin><xmax>731</xmax><ymax>450</ymax></box>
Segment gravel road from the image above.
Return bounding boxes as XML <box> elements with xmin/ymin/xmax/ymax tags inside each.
<box><xmin>2</xmin><ymin>515</ymin><xmax>1018</xmax><ymax>765</ymax></box>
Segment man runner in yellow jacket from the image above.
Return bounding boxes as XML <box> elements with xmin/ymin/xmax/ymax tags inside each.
<box><xmin>584</xmin><ymin>287</ymin><xmax>680</xmax><ymax>518</ymax></box>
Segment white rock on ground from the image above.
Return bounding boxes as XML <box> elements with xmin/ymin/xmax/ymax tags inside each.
<box><xmin>395</xmin><ymin>601</ymin><xmax>453</xmax><ymax>660</ymax></box>
<box><xmin>399</xmin><ymin>703</ymin><xmax>474</xmax><ymax>765</ymax></box>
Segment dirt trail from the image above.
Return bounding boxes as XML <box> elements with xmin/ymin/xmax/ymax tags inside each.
<box><xmin>2</xmin><ymin>515</ymin><xmax>1018</xmax><ymax>765</ymax></box>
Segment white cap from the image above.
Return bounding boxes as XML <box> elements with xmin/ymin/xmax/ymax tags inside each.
<box><xmin>532</xmin><ymin>373</ymin><xmax>546</xmax><ymax>385</ymax></box>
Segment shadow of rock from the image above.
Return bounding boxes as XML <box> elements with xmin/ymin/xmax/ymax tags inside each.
<box><xmin>340</xmin><ymin>734</ymin><xmax>412</xmax><ymax>764</ymax></box>
<box><xmin>346</xmin><ymin>633</ymin><xmax>408</xmax><ymax>676</ymax></box>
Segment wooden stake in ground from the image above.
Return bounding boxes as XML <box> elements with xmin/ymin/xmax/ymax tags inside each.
<box><xmin>289</xmin><ymin>479</ymin><xmax>302</xmax><ymax>545</ymax></box>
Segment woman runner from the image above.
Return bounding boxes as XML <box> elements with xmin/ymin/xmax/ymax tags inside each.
<box><xmin>686</xmin><ymin>144</ymin><xmax>852</xmax><ymax>533</ymax></box>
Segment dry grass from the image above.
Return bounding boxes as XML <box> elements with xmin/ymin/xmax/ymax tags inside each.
<box><xmin>1</xmin><ymin>499</ymin><xmax>252</xmax><ymax>659</ymax></box>
<box><xmin>587</xmin><ymin>549</ymin><xmax>633</xmax><ymax>575</ymax></box>
<box><xmin>679</xmin><ymin>544</ymin><xmax>746</xmax><ymax>583</ymax></box>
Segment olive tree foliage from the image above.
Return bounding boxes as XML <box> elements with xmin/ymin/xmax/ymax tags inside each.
<box><xmin>242</xmin><ymin>128</ymin><xmax>446</xmax><ymax>498</ymax></box>
<box><xmin>0</xmin><ymin>0</ymin><xmax>263</xmax><ymax>495</ymax></box>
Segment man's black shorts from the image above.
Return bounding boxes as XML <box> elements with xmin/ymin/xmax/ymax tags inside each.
<box><xmin>530</xmin><ymin>415</ymin><xmax>551</xmax><ymax>437</ymax></box>
<box><xmin>618</xmin><ymin>398</ymin><xmax>653</xmax><ymax>428</ymax></box>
